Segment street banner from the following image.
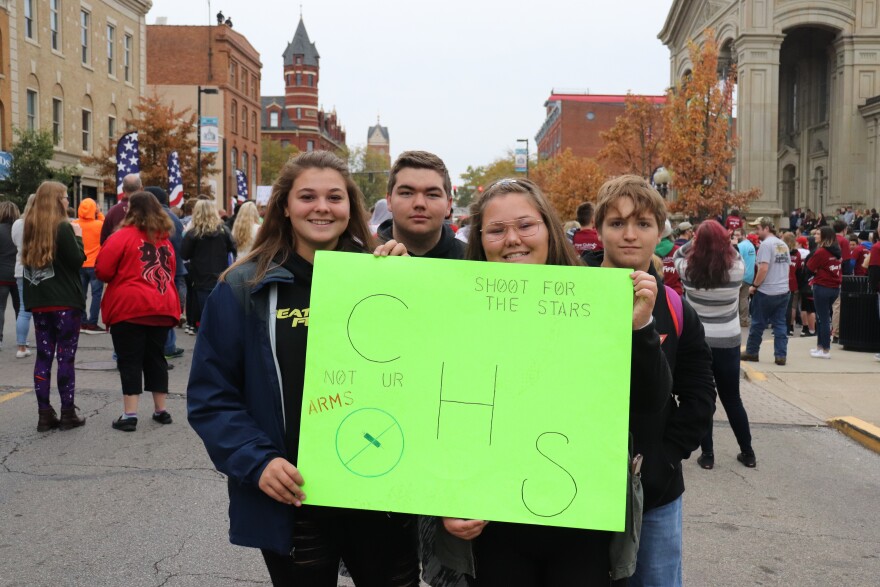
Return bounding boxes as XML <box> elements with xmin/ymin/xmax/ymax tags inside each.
<box><xmin>200</xmin><ymin>117</ymin><xmax>219</xmax><ymax>152</ymax></box>
<box><xmin>298</xmin><ymin>252</ymin><xmax>633</xmax><ymax>530</ymax></box>
<box><xmin>514</xmin><ymin>148</ymin><xmax>528</xmax><ymax>173</ymax></box>
<box><xmin>0</xmin><ymin>151</ymin><xmax>11</xmax><ymax>180</ymax></box>
<box><xmin>116</xmin><ymin>131</ymin><xmax>139</xmax><ymax>197</ymax></box>
<box><xmin>235</xmin><ymin>169</ymin><xmax>248</xmax><ymax>202</ymax></box>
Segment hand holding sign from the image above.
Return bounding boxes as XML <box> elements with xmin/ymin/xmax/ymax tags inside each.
<box><xmin>630</xmin><ymin>270</ymin><xmax>657</xmax><ymax>330</ymax></box>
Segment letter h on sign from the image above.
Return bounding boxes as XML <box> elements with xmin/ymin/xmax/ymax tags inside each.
<box><xmin>436</xmin><ymin>362</ymin><xmax>498</xmax><ymax>446</ymax></box>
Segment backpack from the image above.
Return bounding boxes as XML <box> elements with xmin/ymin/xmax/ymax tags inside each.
<box><xmin>665</xmin><ymin>285</ymin><xmax>684</xmax><ymax>338</ymax></box>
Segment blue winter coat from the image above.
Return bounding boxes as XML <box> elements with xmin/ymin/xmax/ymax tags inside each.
<box><xmin>187</xmin><ymin>260</ymin><xmax>298</xmax><ymax>555</ymax></box>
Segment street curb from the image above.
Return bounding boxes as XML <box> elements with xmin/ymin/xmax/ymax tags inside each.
<box><xmin>740</xmin><ymin>363</ymin><xmax>767</xmax><ymax>382</ymax></box>
<box><xmin>827</xmin><ymin>417</ymin><xmax>880</xmax><ymax>454</ymax></box>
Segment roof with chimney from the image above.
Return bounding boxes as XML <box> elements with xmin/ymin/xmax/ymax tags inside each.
<box><xmin>283</xmin><ymin>17</ymin><xmax>320</xmax><ymax>67</ymax></box>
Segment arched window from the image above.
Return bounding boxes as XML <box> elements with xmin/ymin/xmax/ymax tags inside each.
<box><xmin>231</xmin><ymin>100</ymin><xmax>237</xmax><ymax>134</ymax></box>
<box><xmin>242</xmin><ymin>151</ymin><xmax>248</xmax><ymax>174</ymax></box>
<box><xmin>242</xmin><ymin>106</ymin><xmax>247</xmax><ymax>137</ymax></box>
<box><xmin>231</xmin><ymin>147</ymin><xmax>238</xmax><ymax>170</ymax></box>
<box><xmin>251</xmin><ymin>112</ymin><xmax>257</xmax><ymax>139</ymax></box>
<box><xmin>252</xmin><ymin>155</ymin><xmax>258</xmax><ymax>186</ymax></box>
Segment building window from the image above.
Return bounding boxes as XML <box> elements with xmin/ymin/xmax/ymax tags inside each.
<box><xmin>24</xmin><ymin>0</ymin><xmax>35</xmax><ymax>40</ymax></box>
<box><xmin>252</xmin><ymin>155</ymin><xmax>257</xmax><ymax>184</ymax></box>
<box><xmin>231</xmin><ymin>100</ymin><xmax>237</xmax><ymax>134</ymax></box>
<box><xmin>296</xmin><ymin>107</ymin><xmax>301</xmax><ymax>119</ymax></box>
<box><xmin>241</xmin><ymin>69</ymin><xmax>247</xmax><ymax>94</ymax></box>
<box><xmin>81</xmin><ymin>10</ymin><xmax>91</xmax><ymax>65</ymax></box>
<box><xmin>107</xmin><ymin>25</ymin><xmax>115</xmax><ymax>76</ymax></box>
<box><xmin>82</xmin><ymin>109</ymin><xmax>92</xmax><ymax>152</ymax></box>
<box><xmin>242</xmin><ymin>151</ymin><xmax>248</xmax><ymax>176</ymax></box>
<box><xmin>270</xmin><ymin>111</ymin><xmax>279</xmax><ymax>127</ymax></box>
<box><xmin>296</xmin><ymin>56</ymin><xmax>302</xmax><ymax>65</ymax></box>
<box><xmin>308</xmin><ymin>75</ymin><xmax>314</xmax><ymax>87</ymax></box>
<box><xmin>306</xmin><ymin>140</ymin><xmax>314</xmax><ymax>152</ymax></box>
<box><xmin>296</xmin><ymin>73</ymin><xmax>302</xmax><ymax>86</ymax></box>
<box><xmin>252</xmin><ymin>75</ymin><xmax>258</xmax><ymax>99</ymax></box>
<box><xmin>242</xmin><ymin>106</ymin><xmax>247</xmax><ymax>137</ymax></box>
<box><xmin>50</xmin><ymin>0</ymin><xmax>61</xmax><ymax>50</ymax></box>
<box><xmin>52</xmin><ymin>98</ymin><xmax>63</xmax><ymax>146</ymax></box>
<box><xmin>230</xmin><ymin>61</ymin><xmax>237</xmax><ymax>86</ymax></box>
<box><xmin>123</xmin><ymin>35</ymin><xmax>132</xmax><ymax>82</ymax></box>
<box><xmin>251</xmin><ymin>112</ymin><xmax>257</xmax><ymax>139</ymax></box>
<box><xmin>231</xmin><ymin>147</ymin><xmax>238</xmax><ymax>170</ymax></box>
<box><xmin>26</xmin><ymin>90</ymin><xmax>37</xmax><ymax>131</ymax></box>
<box><xmin>108</xmin><ymin>116</ymin><xmax>116</xmax><ymax>142</ymax></box>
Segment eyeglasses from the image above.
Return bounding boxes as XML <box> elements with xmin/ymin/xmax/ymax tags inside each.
<box><xmin>482</xmin><ymin>216</ymin><xmax>544</xmax><ymax>241</ymax></box>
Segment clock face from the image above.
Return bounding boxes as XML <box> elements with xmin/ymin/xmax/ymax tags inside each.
<box><xmin>586</xmin><ymin>112</ymin><xmax>595</xmax><ymax>121</ymax></box>
<box><xmin>335</xmin><ymin>408</ymin><xmax>405</xmax><ymax>478</ymax></box>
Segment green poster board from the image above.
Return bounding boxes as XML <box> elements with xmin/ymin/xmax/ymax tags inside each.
<box><xmin>297</xmin><ymin>251</ymin><xmax>633</xmax><ymax>530</ymax></box>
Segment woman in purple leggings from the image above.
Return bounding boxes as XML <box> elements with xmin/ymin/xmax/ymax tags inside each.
<box><xmin>21</xmin><ymin>181</ymin><xmax>87</xmax><ymax>431</ymax></box>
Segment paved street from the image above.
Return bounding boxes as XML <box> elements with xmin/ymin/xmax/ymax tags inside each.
<box><xmin>1</xmin><ymin>310</ymin><xmax>879</xmax><ymax>586</ymax></box>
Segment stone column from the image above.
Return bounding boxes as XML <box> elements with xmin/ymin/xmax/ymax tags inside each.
<box><xmin>735</xmin><ymin>34</ymin><xmax>785</xmax><ymax>215</ymax></box>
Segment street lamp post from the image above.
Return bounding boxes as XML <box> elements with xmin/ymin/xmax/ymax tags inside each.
<box><xmin>517</xmin><ymin>138</ymin><xmax>530</xmax><ymax>178</ymax></box>
<box><xmin>197</xmin><ymin>85</ymin><xmax>219</xmax><ymax>197</ymax></box>
<box><xmin>653</xmin><ymin>166</ymin><xmax>670</xmax><ymax>198</ymax></box>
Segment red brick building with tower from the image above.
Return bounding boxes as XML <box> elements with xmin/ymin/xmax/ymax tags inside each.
<box><xmin>535</xmin><ymin>92</ymin><xmax>666</xmax><ymax>161</ymax></box>
<box><xmin>262</xmin><ymin>18</ymin><xmax>346</xmax><ymax>153</ymax></box>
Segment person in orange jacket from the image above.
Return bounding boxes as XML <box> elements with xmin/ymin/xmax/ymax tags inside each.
<box><xmin>72</xmin><ymin>198</ymin><xmax>105</xmax><ymax>332</ymax></box>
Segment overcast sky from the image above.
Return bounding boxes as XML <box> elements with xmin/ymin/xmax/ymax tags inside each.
<box><xmin>147</xmin><ymin>0</ymin><xmax>675</xmax><ymax>184</ymax></box>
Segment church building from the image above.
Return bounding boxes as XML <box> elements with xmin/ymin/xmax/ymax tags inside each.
<box><xmin>261</xmin><ymin>17</ymin><xmax>346</xmax><ymax>153</ymax></box>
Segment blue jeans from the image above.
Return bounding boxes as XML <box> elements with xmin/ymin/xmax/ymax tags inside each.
<box><xmin>79</xmin><ymin>267</ymin><xmax>104</xmax><ymax>325</ymax></box>
<box><xmin>746</xmin><ymin>291</ymin><xmax>790</xmax><ymax>359</ymax></box>
<box><xmin>16</xmin><ymin>277</ymin><xmax>32</xmax><ymax>346</ymax></box>
<box><xmin>630</xmin><ymin>495</ymin><xmax>683</xmax><ymax>587</ymax></box>
<box><xmin>812</xmin><ymin>285</ymin><xmax>839</xmax><ymax>350</ymax></box>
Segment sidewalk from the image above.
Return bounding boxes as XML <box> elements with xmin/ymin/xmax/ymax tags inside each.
<box><xmin>738</xmin><ymin>324</ymin><xmax>880</xmax><ymax>452</ymax></box>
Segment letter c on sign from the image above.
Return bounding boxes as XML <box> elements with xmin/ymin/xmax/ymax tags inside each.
<box><xmin>346</xmin><ymin>294</ymin><xmax>409</xmax><ymax>363</ymax></box>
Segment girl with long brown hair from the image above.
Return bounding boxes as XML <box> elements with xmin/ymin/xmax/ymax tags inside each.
<box><xmin>96</xmin><ymin>192</ymin><xmax>180</xmax><ymax>431</ymax></box>
<box><xmin>188</xmin><ymin>151</ymin><xmax>420</xmax><ymax>586</ymax></box>
<box><xmin>21</xmin><ymin>181</ymin><xmax>86</xmax><ymax>431</ymax></box>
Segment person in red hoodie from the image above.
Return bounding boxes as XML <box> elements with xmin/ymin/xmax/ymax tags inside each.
<box><xmin>72</xmin><ymin>198</ymin><xmax>105</xmax><ymax>332</ymax></box>
<box><xmin>806</xmin><ymin>226</ymin><xmax>842</xmax><ymax>359</ymax></box>
<box><xmin>571</xmin><ymin>201</ymin><xmax>603</xmax><ymax>254</ymax></box>
<box><xmin>96</xmin><ymin>192</ymin><xmax>180</xmax><ymax>431</ymax></box>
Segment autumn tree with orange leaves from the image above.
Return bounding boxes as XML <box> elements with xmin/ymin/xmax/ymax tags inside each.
<box><xmin>662</xmin><ymin>30</ymin><xmax>760</xmax><ymax>218</ymax></box>
<box><xmin>85</xmin><ymin>94</ymin><xmax>216</xmax><ymax>198</ymax></box>
<box><xmin>598</xmin><ymin>94</ymin><xmax>665</xmax><ymax>178</ymax></box>
<box><xmin>532</xmin><ymin>149</ymin><xmax>606</xmax><ymax>220</ymax></box>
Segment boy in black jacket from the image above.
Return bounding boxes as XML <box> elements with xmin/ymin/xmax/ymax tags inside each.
<box><xmin>583</xmin><ymin>175</ymin><xmax>716</xmax><ymax>587</ymax></box>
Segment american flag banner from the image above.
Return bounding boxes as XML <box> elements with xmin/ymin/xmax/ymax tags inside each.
<box><xmin>235</xmin><ymin>169</ymin><xmax>248</xmax><ymax>202</ymax></box>
<box><xmin>116</xmin><ymin>131</ymin><xmax>139</xmax><ymax>196</ymax></box>
<box><xmin>167</xmin><ymin>151</ymin><xmax>183</xmax><ymax>207</ymax></box>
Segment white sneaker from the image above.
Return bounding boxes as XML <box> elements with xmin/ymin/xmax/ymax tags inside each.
<box><xmin>810</xmin><ymin>349</ymin><xmax>831</xmax><ymax>359</ymax></box>
<box><xmin>16</xmin><ymin>349</ymin><xmax>32</xmax><ymax>358</ymax></box>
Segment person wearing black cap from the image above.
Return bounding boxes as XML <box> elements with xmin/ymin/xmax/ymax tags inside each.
<box><xmin>145</xmin><ymin>186</ymin><xmax>185</xmax><ymax>360</ymax></box>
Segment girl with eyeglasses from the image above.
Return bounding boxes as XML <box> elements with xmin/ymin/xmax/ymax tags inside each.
<box><xmin>437</xmin><ymin>178</ymin><xmax>671</xmax><ymax>586</ymax></box>
<box><xmin>21</xmin><ymin>181</ymin><xmax>87</xmax><ymax>431</ymax></box>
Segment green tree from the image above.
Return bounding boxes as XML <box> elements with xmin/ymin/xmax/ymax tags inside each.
<box><xmin>261</xmin><ymin>138</ymin><xmax>299</xmax><ymax>185</ymax></box>
<box><xmin>0</xmin><ymin>128</ymin><xmax>74</xmax><ymax>208</ymax></box>
<box><xmin>84</xmin><ymin>94</ymin><xmax>216</xmax><ymax>199</ymax></box>
<box><xmin>344</xmin><ymin>145</ymin><xmax>391</xmax><ymax>208</ymax></box>
<box><xmin>457</xmin><ymin>155</ymin><xmax>518</xmax><ymax>208</ymax></box>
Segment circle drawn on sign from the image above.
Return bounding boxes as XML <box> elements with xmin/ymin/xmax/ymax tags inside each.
<box><xmin>335</xmin><ymin>408</ymin><xmax>405</xmax><ymax>478</ymax></box>
<box><xmin>347</xmin><ymin>294</ymin><xmax>408</xmax><ymax>363</ymax></box>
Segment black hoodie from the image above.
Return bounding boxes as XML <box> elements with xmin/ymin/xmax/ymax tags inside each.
<box><xmin>583</xmin><ymin>250</ymin><xmax>716</xmax><ymax>510</ymax></box>
<box><xmin>376</xmin><ymin>219</ymin><xmax>466</xmax><ymax>259</ymax></box>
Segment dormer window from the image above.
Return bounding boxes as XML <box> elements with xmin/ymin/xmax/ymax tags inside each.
<box><xmin>296</xmin><ymin>56</ymin><xmax>302</xmax><ymax>65</ymax></box>
<box><xmin>270</xmin><ymin>111</ymin><xmax>279</xmax><ymax>127</ymax></box>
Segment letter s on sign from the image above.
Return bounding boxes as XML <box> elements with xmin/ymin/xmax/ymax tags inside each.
<box><xmin>521</xmin><ymin>432</ymin><xmax>578</xmax><ymax>518</ymax></box>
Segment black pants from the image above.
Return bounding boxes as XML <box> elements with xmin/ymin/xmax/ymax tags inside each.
<box><xmin>261</xmin><ymin>507</ymin><xmax>419</xmax><ymax>587</ymax></box>
<box><xmin>473</xmin><ymin>521</ymin><xmax>611</xmax><ymax>586</ymax></box>
<box><xmin>109</xmin><ymin>322</ymin><xmax>169</xmax><ymax>395</ymax></box>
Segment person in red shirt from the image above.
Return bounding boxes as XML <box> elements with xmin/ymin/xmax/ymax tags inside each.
<box><xmin>96</xmin><ymin>192</ymin><xmax>180</xmax><ymax>431</ymax></box>
<box><xmin>572</xmin><ymin>201</ymin><xmax>603</xmax><ymax>254</ymax></box>
<box><xmin>654</xmin><ymin>219</ymin><xmax>682</xmax><ymax>295</ymax></box>
<box><xmin>853</xmin><ymin>232</ymin><xmax>871</xmax><ymax>277</ymax></box>
<box><xmin>725</xmin><ymin>209</ymin><xmax>743</xmax><ymax>233</ymax></box>
<box><xmin>806</xmin><ymin>226</ymin><xmax>842</xmax><ymax>358</ymax></box>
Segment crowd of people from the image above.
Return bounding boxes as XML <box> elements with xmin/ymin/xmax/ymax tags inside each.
<box><xmin>6</xmin><ymin>148</ymin><xmax>880</xmax><ymax>586</ymax></box>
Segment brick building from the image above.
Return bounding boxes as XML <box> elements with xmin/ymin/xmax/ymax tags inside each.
<box><xmin>367</xmin><ymin>117</ymin><xmax>389</xmax><ymax>163</ymax></box>
<box><xmin>535</xmin><ymin>92</ymin><xmax>666</xmax><ymax>161</ymax></box>
<box><xmin>261</xmin><ymin>17</ymin><xmax>345</xmax><ymax>154</ymax></box>
<box><xmin>9</xmin><ymin>0</ymin><xmax>150</xmax><ymax>207</ymax></box>
<box><xmin>147</xmin><ymin>20</ymin><xmax>261</xmax><ymax>209</ymax></box>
